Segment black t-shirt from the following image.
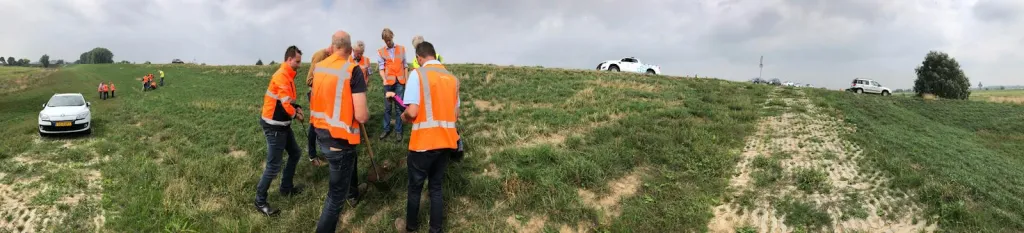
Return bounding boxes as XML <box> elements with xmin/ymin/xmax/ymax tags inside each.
<box><xmin>315</xmin><ymin>67</ymin><xmax>367</xmax><ymax>151</ymax></box>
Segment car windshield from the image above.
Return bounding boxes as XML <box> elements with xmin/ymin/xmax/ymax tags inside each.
<box><xmin>47</xmin><ymin>95</ymin><xmax>85</xmax><ymax>107</ymax></box>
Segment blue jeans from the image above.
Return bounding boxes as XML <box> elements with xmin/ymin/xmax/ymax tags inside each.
<box><xmin>315</xmin><ymin>144</ymin><xmax>357</xmax><ymax>233</ymax></box>
<box><xmin>255</xmin><ymin>126</ymin><xmax>302</xmax><ymax>205</ymax></box>
<box><xmin>405</xmin><ymin>149</ymin><xmax>451</xmax><ymax>233</ymax></box>
<box><xmin>382</xmin><ymin>84</ymin><xmax>405</xmax><ymax>133</ymax></box>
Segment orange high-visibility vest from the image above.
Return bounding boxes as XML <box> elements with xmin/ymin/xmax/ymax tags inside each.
<box><xmin>310</xmin><ymin>55</ymin><xmax>361</xmax><ymax>144</ymax></box>
<box><xmin>101</xmin><ymin>84</ymin><xmax>108</xmax><ymax>92</ymax></box>
<box><xmin>378</xmin><ymin>45</ymin><xmax>406</xmax><ymax>85</ymax></box>
<box><xmin>261</xmin><ymin>63</ymin><xmax>300</xmax><ymax>127</ymax></box>
<box><xmin>109</xmin><ymin>83</ymin><xmax>116</xmax><ymax>91</ymax></box>
<box><xmin>350</xmin><ymin>55</ymin><xmax>371</xmax><ymax>84</ymax></box>
<box><xmin>408</xmin><ymin>63</ymin><xmax>460</xmax><ymax>151</ymax></box>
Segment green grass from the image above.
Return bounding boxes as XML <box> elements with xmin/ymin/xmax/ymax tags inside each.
<box><xmin>792</xmin><ymin>168</ymin><xmax>830</xmax><ymax>194</ymax></box>
<box><xmin>751</xmin><ymin>156</ymin><xmax>783</xmax><ymax>187</ymax></box>
<box><xmin>772</xmin><ymin>195</ymin><xmax>831</xmax><ymax>232</ymax></box>
<box><xmin>808</xmin><ymin>89</ymin><xmax>1024</xmax><ymax>232</ymax></box>
<box><xmin>0</xmin><ymin>64</ymin><xmax>771</xmax><ymax>232</ymax></box>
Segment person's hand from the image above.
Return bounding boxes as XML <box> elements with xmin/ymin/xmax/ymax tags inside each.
<box><xmin>310</xmin><ymin>157</ymin><xmax>325</xmax><ymax>167</ymax></box>
<box><xmin>294</xmin><ymin>111</ymin><xmax>305</xmax><ymax>122</ymax></box>
<box><xmin>386</xmin><ymin>92</ymin><xmax>396</xmax><ymax>98</ymax></box>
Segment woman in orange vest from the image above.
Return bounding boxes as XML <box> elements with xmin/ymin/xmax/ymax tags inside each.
<box><xmin>108</xmin><ymin>82</ymin><xmax>116</xmax><ymax>98</ymax></box>
<box><xmin>397</xmin><ymin>41</ymin><xmax>460</xmax><ymax>233</ymax></box>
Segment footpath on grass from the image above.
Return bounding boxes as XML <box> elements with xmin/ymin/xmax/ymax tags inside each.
<box><xmin>708</xmin><ymin>88</ymin><xmax>937</xmax><ymax>233</ymax></box>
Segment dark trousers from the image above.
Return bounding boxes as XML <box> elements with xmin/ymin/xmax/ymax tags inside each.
<box><xmin>382</xmin><ymin>84</ymin><xmax>405</xmax><ymax>133</ymax></box>
<box><xmin>255</xmin><ymin>126</ymin><xmax>302</xmax><ymax>205</ymax></box>
<box><xmin>405</xmin><ymin>149</ymin><xmax>451</xmax><ymax>233</ymax></box>
<box><xmin>160</xmin><ymin>77</ymin><xmax>164</xmax><ymax>86</ymax></box>
<box><xmin>110</xmin><ymin>90</ymin><xmax>115</xmax><ymax>98</ymax></box>
<box><xmin>315</xmin><ymin>144</ymin><xmax>357</xmax><ymax>233</ymax></box>
<box><xmin>307</xmin><ymin>123</ymin><xmax>319</xmax><ymax>158</ymax></box>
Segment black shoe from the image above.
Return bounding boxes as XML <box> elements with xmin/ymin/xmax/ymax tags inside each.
<box><xmin>280</xmin><ymin>184</ymin><xmax>304</xmax><ymax>197</ymax></box>
<box><xmin>254</xmin><ymin>202</ymin><xmax>280</xmax><ymax>217</ymax></box>
<box><xmin>393</xmin><ymin>134</ymin><xmax>403</xmax><ymax>142</ymax></box>
<box><xmin>346</xmin><ymin>196</ymin><xmax>360</xmax><ymax>208</ymax></box>
<box><xmin>379</xmin><ymin>131</ymin><xmax>392</xmax><ymax>140</ymax></box>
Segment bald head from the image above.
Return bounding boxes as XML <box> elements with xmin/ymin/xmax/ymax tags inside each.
<box><xmin>331</xmin><ymin>30</ymin><xmax>352</xmax><ymax>55</ymax></box>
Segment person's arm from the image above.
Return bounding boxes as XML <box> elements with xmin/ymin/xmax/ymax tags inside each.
<box><xmin>401</xmin><ymin>71</ymin><xmax>421</xmax><ymax>122</ymax></box>
<box><xmin>274</xmin><ymin>78</ymin><xmax>298</xmax><ymax>118</ymax></box>
<box><xmin>350</xmin><ymin>69</ymin><xmax>369</xmax><ymax>123</ymax></box>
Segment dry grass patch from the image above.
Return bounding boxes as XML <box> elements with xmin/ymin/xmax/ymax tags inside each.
<box><xmin>472</xmin><ymin>99</ymin><xmax>503</xmax><ymax>111</ymax></box>
<box><xmin>505</xmin><ymin>215</ymin><xmax>547</xmax><ymax>233</ymax></box>
<box><xmin>577</xmin><ymin>168</ymin><xmax>645</xmax><ymax>224</ymax></box>
<box><xmin>587</xmin><ymin>79</ymin><xmax>658</xmax><ymax>92</ymax></box>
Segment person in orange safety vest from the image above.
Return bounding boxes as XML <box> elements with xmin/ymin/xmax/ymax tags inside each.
<box><xmin>351</xmin><ymin>40</ymin><xmax>371</xmax><ymax>84</ymax></box>
<box><xmin>309</xmin><ymin>30</ymin><xmax>370</xmax><ymax>233</ymax></box>
<box><xmin>254</xmin><ymin>45</ymin><xmax>306</xmax><ymax>217</ymax></box>
<box><xmin>377</xmin><ymin>28</ymin><xmax>408</xmax><ymax>142</ymax></box>
<box><xmin>395</xmin><ymin>41</ymin><xmax>460</xmax><ymax>233</ymax></box>
<box><xmin>108</xmin><ymin>82</ymin><xmax>116</xmax><ymax>98</ymax></box>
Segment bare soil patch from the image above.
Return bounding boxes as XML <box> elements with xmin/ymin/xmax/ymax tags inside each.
<box><xmin>708</xmin><ymin>89</ymin><xmax>937</xmax><ymax>233</ymax></box>
<box><xmin>577</xmin><ymin>168</ymin><xmax>644</xmax><ymax>224</ymax></box>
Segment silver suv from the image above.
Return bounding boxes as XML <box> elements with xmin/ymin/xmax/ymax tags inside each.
<box><xmin>847</xmin><ymin>78</ymin><xmax>891</xmax><ymax>96</ymax></box>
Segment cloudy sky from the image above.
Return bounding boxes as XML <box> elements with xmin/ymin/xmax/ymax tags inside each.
<box><xmin>2</xmin><ymin>0</ymin><xmax>1022</xmax><ymax>88</ymax></box>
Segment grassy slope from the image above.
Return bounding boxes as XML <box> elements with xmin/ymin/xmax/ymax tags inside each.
<box><xmin>809</xmin><ymin>89</ymin><xmax>1024</xmax><ymax>232</ymax></box>
<box><xmin>0</xmin><ymin>64</ymin><xmax>771</xmax><ymax>232</ymax></box>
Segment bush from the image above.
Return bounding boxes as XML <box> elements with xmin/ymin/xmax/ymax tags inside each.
<box><xmin>39</xmin><ymin>54</ymin><xmax>50</xmax><ymax>68</ymax></box>
<box><xmin>78</xmin><ymin>47</ymin><xmax>115</xmax><ymax>64</ymax></box>
<box><xmin>256</xmin><ymin>59</ymin><xmax>263</xmax><ymax>66</ymax></box>
<box><xmin>913</xmin><ymin>51</ymin><xmax>971</xmax><ymax>100</ymax></box>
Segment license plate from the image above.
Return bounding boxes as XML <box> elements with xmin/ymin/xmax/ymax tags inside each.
<box><xmin>55</xmin><ymin>121</ymin><xmax>72</xmax><ymax>127</ymax></box>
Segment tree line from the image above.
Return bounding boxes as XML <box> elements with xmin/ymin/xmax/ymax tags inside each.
<box><xmin>1</xmin><ymin>47</ymin><xmax>115</xmax><ymax>68</ymax></box>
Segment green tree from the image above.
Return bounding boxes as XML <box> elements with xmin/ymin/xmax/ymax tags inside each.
<box><xmin>7</xmin><ymin>57</ymin><xmax>16</xmax><ymax>66</ymax></box>
<box><xmin>144</xmin><ymin>61</ymin><xmax>151</xmax><ymax>64</ymax></box>
<box><xmin>256</xmin><ymin>59</ymin><xmax>263</xmax><ymax>66</ymax></box>
<box><xmin>913</xmin><ymin>51</ymin><xmax>971</xmax><ymax>99</ymax></box>
<box><xmin>55</xmin><ymin>59</ymin><xmax>65</xmax><ymax>65</ymax></box>
<box><xmin>18</xmin><ymin>58</ymin><xmax>30</xmax><ymax>66</ymax></box>
<box><xmin>78</xmin><ymin>47</ymin><xmax>115</xmax><ymax>64</ymax></box>
<box><xmin>39</xmin><ymin>54</ymin><xmax>50</xmax><ymax>68</ymax></box>
<box><xmin>269</xmin><ymin>60</ymin><xmax>277</xmax><ymax>65</ymax></box>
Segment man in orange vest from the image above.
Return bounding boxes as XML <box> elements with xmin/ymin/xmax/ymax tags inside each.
<box><xmin>351</xmin><ymin>40</ymin><xmax>371</xmax><ymax>84</ymax></box>
<box><xmin>377</xmin><ymin>28</ymin><xmax>408</xmax><ymax>142</ymax></box>
<box><xmin>109</xmin><ymin>82</ymin><xmax>116</xmax><ymax>98</ymax></box>
<box><xmin>396</xmin><ymin>41</ymin><xmax>460</xmax><ymax>233</ymax></box>
<box><xmin>142</xmin><ymin>75</ymin><xmax>150</xmax><ymax>91</ymax></box>
<box><xmin>254</xmin><ymin>45</ymin><xmax>306</xmax><ymax>217</ymax></box>
<box><xmin>310</xmin><ymin>30</ymin><xmax>369</xmax><ymax>232</ymax></box>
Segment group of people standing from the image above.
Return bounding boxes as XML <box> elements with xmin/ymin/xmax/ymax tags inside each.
<box><xmin>142</xmin><ymin>70</ymin><xmax>165</xmax><ymax>91</ymax></box>
<box><xmin>96</xmin><ymin>82</ymin><xmax>116</xmax><ymax>100</ymax></box>
<box><xmin>256</xmin><ymin>28</ymin><xmax>460</xmax><ymax>233</ymax></box>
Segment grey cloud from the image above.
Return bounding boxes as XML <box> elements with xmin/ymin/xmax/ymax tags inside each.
<box><xmin>1</xmin><ymin>0</ymin><xmax>1023</xmax><ymax>89</ymax></box>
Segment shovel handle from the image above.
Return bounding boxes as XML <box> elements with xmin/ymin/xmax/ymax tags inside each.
<box><xmin>360</xmin><ymin>123</ymin><xmax>382</xmax><ymax>181</ymax></box>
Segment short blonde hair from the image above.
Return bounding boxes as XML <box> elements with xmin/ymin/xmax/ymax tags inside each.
<box><xmin>381</xmin><ymin>28</ymin><xmax>394</xmax><ymax>40</ymax></box>
<box><xmin>355</xmin><ymin>40</ymin><xmax>365</xmax><ymax>51</ymax></box>
<box><xmin>412</xmin><ymin>35</ymin><xmax>424</xmax><ymax>47</ymax></box>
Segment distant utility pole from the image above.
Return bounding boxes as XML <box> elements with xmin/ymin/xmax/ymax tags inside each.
<box><xmin>759</xmin><ymin>56</ymin><xmax>764</xmax><ymax>79</ymax></box>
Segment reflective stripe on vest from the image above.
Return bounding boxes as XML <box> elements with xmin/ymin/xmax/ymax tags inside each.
<box><xmin>310</xmin><ymin>64</ymin><xmax>360</xmax><ymax>134</ymax></box>
<box><xmin>411</xmin><ymin>66</ymin><xmax>457</xmax><ymax>131</ymax></box>
<box><xmin>262</xmin><ymin>117</ymin><xmax>290</xmax><ymax>126</ymax></box>
<box><xmin>265</xmin><ymin>90</ymin><xmax>292</xmax><ymax>103</ymax></box>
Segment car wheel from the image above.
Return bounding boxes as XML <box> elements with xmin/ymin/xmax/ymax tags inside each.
<box><xmin>609</xmin><ymin>65</ymin><xmax>619</xmax><ymax>72</ymax></box>
<box><xmin>646</xmin><ymin>69</ymin><xmax>656</xmax><ymax>75</ymax></box>
<box><xmin>856</xmin><ymin>89</ymin><xmax>863</xmax><ymax>94</ymax></box>
<box><xmin>882</xmin><ymin>91</ymin><xmax>890</xmax><ymax>96</ymax></box>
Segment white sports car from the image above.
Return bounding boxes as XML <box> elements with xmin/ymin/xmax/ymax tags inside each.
<box><xmin>38</xmin><ymin>93</ymin><xmax>92</xmax><ymax>136</ymax></box>
<box><xmin>596</xmin><ymin>57</ymin><xmax>661</xmax><ymax>75</ymax></box>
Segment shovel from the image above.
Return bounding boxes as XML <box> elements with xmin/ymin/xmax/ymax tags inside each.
<box><xmin>360</xmin><ymin>123</ymin><xmax>393</xmax><ymax>191</ymax></box>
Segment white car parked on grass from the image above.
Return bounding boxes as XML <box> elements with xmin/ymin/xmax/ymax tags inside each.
<box><xmin>596</xmin><ymin>57</ymin><xmax>662</xmax><ymax>75</ymax></box>
<box><xmin>846</xmin><ymin>78</ymin><xmax>892</xmax><ymax>96</ymax></box>
<box><xmin>39</xmin><ymin>93</ymin><xmax>92</xmax><ymax>136</ymax></box>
